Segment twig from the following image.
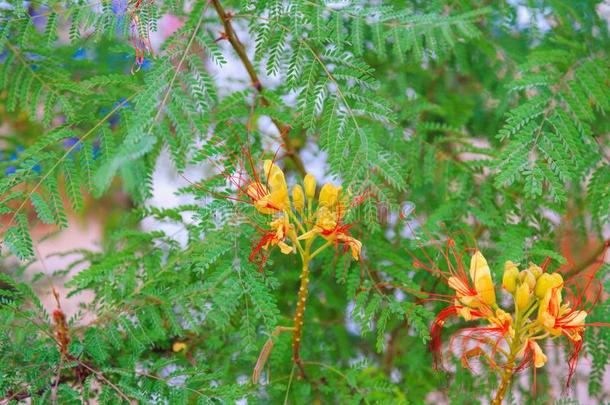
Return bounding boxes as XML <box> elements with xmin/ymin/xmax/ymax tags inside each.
<box><xmin>210</xmin><ymin>0</ymin><xmax>306</xmax><ymax>176</ymax></box>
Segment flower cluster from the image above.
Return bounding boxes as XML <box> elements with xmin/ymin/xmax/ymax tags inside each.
<box><xmin>239</xmin><ymin>159</ymin><xmax>363</xmax><ymax>381</ymax></box>
<box><xmin>418</xmin><ymin>242</ymin><xmax>607</xmax><ymax>403</ymax></box>
<box><xmin>245</xmin><ymin>160</ymin><xmax>362</xmax><ymax>268</ymax></box>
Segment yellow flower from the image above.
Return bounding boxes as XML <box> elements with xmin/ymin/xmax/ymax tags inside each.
<box><xmin>297</xmin><ymin>206</ymin><xmax>337</xmax><ymax>241</ymax></box>
<box><xmin>304</xmin><ymin>173</ymin><xmax>316</xmax><ymax>199</ymax></box>
<box><xmin>319</xmin><ymin>183</ymin><xmax>341</xmax><ymax>208</ymax></box>
<box><xmin>515</xmin><ymin>282</ymin><xmax>530</xmax><ymax>311</ymax></box>
<box><xmin>469</xmin><ymin>251</ymin><xmax>496</xmax><ymax>307</ymax></box>
<box><xmin>537</xmin><ymin>284</ymin><xmax>586</xmax><ymax>341</ymax></box>
<box><xmin>502</xmin><ymin>261</ymin><xmax>519</xmax><ymax>293</ymax></box>
<box><xmin>246</xmin><ymin>182</ymin><xmax>275</xmax><ymax>215</ymax></box>
<box><xmin>517</xmin><ymin>340</ymin><xmax>547</xmax><ymax>368</ymax></box>
<box><xmin>297</xmin><ymin>206</ymin><xmax>361</xmax><ymax>260</ymax></box>
<box><xmin>172</xmin><ymin>342</ymin><xmax>187</xmax><ymax>352</ymax></box>
<box><xmin>269</xmin><ymin>215</ymin><xmax>295</xmax><ymax>254</ymax></box>
<box><xmin>522</xmin><ymin>340</ymin><xmax>547</xmax><ymax>367</ymax></box>
<box><xmin>292</xmin><ymin>184</ymin><xmax>304</xmax><ymax>213</ymax></box>
<box><xmin>247</xmin><ymin>161</ymin><xmax>290</xmax><ymax>214</ymax></box>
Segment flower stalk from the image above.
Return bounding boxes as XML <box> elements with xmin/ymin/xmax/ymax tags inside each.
<box><xmin>422</xmin><ymin>242</ymin><xmax>608</xmax><ymax>403</ymax></box>
<box><xmin>245</xmin><ymin>160</ymin><xmax>363</xmax><ymax>383</ymax></box>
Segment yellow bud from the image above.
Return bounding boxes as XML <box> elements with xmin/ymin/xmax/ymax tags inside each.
<box><xmin>519</xmin><ymin>270</ymin><xmax>536</xmax><ymax>290</ymax></box>
<box><xmin>319</xmin><ymin>183</ymin><xmax>341</xmax><ymax>207</ymax></box>
<box><xmin>502</xmin><ymin>261</ymin><xmax>520</xmax><ymax>293</ymax></box>
<box><xmin>292</xmin><ymin>185</ymin><xmax>304</xmax><ymax>212</ymax></box>
<box><xmin>528</xmin><ymin>262</ymin><xmax>543</xmax><ymax>278</ymax></box>
<box><xmin>535</xmin><ymin>272</ymin><xmax>563</xmax><ymax>299</ymax></box>
<box><xmin>172</xmin><ymin>342</ymin><xmax>187</xmax><ymax>352</ymax></box>
<box><xmin>534</xmin><ymin>273</ymin><xmax>552</xmax><ymax>299</ymax></box>
<box><xmin>515</xmin><ymin>282</ymin><xmax>530</xmax><ymax>311</ymax></box>
<box><xmin>304</xmin><ymin>174</ymin><xmax>316</xmax><ymax>199</ymax></box>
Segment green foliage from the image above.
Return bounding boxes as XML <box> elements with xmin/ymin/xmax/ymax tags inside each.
<box><xmin>0</xmin><ymin>0</ymin><xmax>609</xmax><ymax>403</ymax></box>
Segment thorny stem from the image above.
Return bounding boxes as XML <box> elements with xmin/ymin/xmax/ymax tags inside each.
<box><xmin>251</xmin><ymin>211</ymin><xmax>324</xmax><ymax>383</ymax></box>
<box><xmin>292</xmin><ymin>252</ymin><xmax>311</xmax><ymax>378</ymax></box>
<box><xmin>492</xmin><ymin>363</ymin><xmax>515</xmax><ymax>405</ymax></box>
<box><xmin>210</xmin><ymin>0</ymin><xmax>306</xmax><ymax>176</ymax></box>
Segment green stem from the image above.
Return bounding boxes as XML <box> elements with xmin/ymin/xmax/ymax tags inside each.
<box><xmin>309</xmin><ymin>239</ymin><xmax>333</xmax><ymax>260</ymax></box>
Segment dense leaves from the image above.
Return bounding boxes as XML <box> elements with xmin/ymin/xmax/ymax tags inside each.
<box><xmin>0</xmin><ymin>0</ymin><xmax>609</xmax><ymax>403</ymax></box>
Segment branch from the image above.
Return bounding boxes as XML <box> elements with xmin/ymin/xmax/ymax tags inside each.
<box><xmin>210</xmin><ymin>0</ymin><xmax>306</xmax><ymax>176</ymax></box>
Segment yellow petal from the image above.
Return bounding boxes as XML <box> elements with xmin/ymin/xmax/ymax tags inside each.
<box><xmin>469</xmin><ymin>251</ymin><xmax>496</xmax><ymax>307</ymax></box>
<box><xmin>246</xmin><ymin>182</ymin><xmax>269</xmax><ymax>201</ymax></box>
<box><xmin>565</xmin><ymin>310</ymin><xmax>587</xmax><ymax>327</ymax></box>
<box><xmin>268</xmin><ymin>187</ymin><xmax>290</xmax><ymax>211</ymax></box>
<box><xmin>494</xmin><ymin>308</ymin><xmax>513</xmax><ymax>326</ymax></box>
<box><xmin>254</xmin><ymin>198</ymin><xmax>278</xmax><ymax>215</ymax></box>
<box><xmin>469</xmin><ymin>251</ymin><xmax>489</xmax><ymax>281</ymax></box>
<box><xmin>263</xmin><ymin>160</ymin><xmax>287</xmax><ymax>191</ymax></box>
<box><xmin>304</xmin><ymin>173</ymin><xmax>316</xmax><ymax>199</ymax></box>
<box><xmin>319</xmin><ymin>183</ymin><xmax>341</xmax><ymax>207</ymax></box>
<box><xmin>448</xmin><ymin>276</ymin><xmax>469</xmax><ymax>296</ymax></box>
<box><xmin>278</xmin><ymin>241</ymin><xmax>294</xmax><ymax>254</ymax></box>
<box><xmin>531</xmin><ymin>341</ymin><xmax>547</xmax><ymax>368</ymax></box>
<box><xmin>315</xmin><ymin>206</ymin><xmax>337</xmax><ymax>231</ymax></box>
<box><xmin>348</xmin><ymin>237</ymin><xmax>362</xmax><ymax>260</ymax></box>
<box><xmin>456</xmin><ymin>303</ymin><xmax>476</xmax><ymax>321</ymax></box>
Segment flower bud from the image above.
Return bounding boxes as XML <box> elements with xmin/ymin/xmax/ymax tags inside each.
<box><xmin>535</xmin><ymin>273</ymin><xmax>551</xmax><ymax>299</ymax></box>
<box><xmin>304</xmin><ymin>174</ymin><xmax>316</xmax><ymax>199</ymax></box>
<box><xmin>528</xmin><ymin>262</ymin><xmax>543</xmax><ymax>278</ymax></box>
<box><xmin>515</xmin><ymin>282</ymin><xmax>530</xmax><ymax>311</ymax></box>
<box><xmin>292</xmin><ymin>184</ymin><xmax>304</xmax><ymax>212</ymax></box>
<box><xmin>519</xmin><ymin>270</ymin><xmax>536</xmax><ymax>290</ymax></box>
<box><xmin>535</xmin><ymin>272</ymin><xmax>563</xmax><ymax>299</ymax></box>
<box><xmin>319</xmin><ymin>183</ymin><xmax>341</xmax><ymax>207</ymax></box>
<box><xmin>502</xmin><ymin>261</ymin><xmax>519</xmax><ymax>293</ymax></box>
